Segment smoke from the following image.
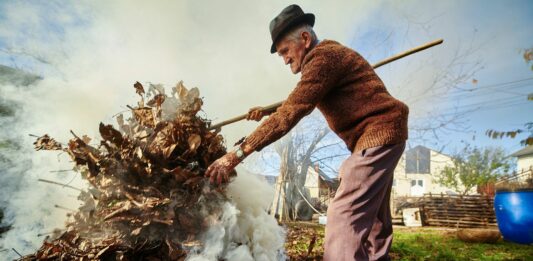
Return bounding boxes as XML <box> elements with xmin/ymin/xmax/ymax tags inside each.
<box><xmin>187</xmin><ymin>172</ymin><xmax>285</xmax><ymax>261</ymax></box>
<box><xmin>0</xmin><ymin>0</ymin><xmax>317</xmax><ymax>259</ymax></box>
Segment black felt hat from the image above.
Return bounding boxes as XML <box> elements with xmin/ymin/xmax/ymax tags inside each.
<box><xmin>269</xmin><ymin>5</ymin><xmax>315</xmax><ymax>53</ymax></box>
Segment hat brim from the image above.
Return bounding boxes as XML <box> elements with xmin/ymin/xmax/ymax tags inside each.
<box><xmin>270</xmin><ymin>13</ymin><xmax>315</xmax><ymax>54</ymax></box>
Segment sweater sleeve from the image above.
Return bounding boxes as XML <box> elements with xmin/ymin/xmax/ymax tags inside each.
<box><xmin>244</xmin><ymin>46</ymin><xmax>346</xmax><ymax>151</ymax></box>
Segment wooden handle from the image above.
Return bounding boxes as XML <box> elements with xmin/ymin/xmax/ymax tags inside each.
<box><xmin>208</xmin><ymin>101</ymin><xmax>283</xmax><ymax>131</ymax></box>
<box><xmin>371</xmin><ymin>39</ymin><xmax>443</xmax><ymax>69</ymax></box>
<box><xmin>208</xmin><ymin>39</ymin><xmax>444</xmax><ymax>131</ymax></box>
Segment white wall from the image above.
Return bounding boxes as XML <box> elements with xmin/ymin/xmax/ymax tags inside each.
<box><xmin>517</xmin><ymin>155</ymin><xmax>533</xmax><ymax>173</ymax></box>
<box><xmin>392</xmin><ymin>149</ymin><xmax>469</xmax><ymax>197</ymax></box>
<box><xmin>304</xmin><ymin>167</ymin><xmax>320</xmax><ymax>199</ymax></box>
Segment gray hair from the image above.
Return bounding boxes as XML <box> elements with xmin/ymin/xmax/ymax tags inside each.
<box><xmin>282</xmin><ymin>24</ymin><xmax>318</xmax><ymax>45</ymax></box>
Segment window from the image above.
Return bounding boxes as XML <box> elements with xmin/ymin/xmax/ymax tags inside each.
<box><xmin>410</xmin><ymin>179</ymin><xmax>424</xmax><ymax>187</ymax></box>
<box><xmin>410</xmin><ymin>179</ymin><xmax>425</xmax><ymax>196</ymax></box>
<box><xmin>406</xmin><ymin>146</ymin><xmax>430</xmax><ymax>174</ymax></box>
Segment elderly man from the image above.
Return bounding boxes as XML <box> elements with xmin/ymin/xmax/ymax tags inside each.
<box><xmin>206</xmin><ymin>4</ymin><xmax>408</xmax><ymax>261</ymax></box>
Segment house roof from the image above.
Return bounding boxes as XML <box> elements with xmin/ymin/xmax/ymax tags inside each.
<box><xmin>406</xmin><ymin>145</ymin><xmax>452</xmax><ymax>158</ymax></box>
<box><xmin>511</xmin><ymin>145</ymin><xmax>533</xmax><ymax>157</ymax></box>
<box><xmin>311</xmin><ymin>166</ymin><xmax>339</xmax><ymax>188</ymax></box>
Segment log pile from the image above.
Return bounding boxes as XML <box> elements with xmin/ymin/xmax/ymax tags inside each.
<box><xmin>22</xmin><ymin>82</ymin><xmax>233</xmax><ymax>260</ymax></box>
<box><xmin>420</xmin><ymin>193</ymin><xmax>497</xmax><ymax>228</ymax></box>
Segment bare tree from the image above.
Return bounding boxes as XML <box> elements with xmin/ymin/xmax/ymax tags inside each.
<box><xmin>246</xmin><ymin>113</ymin><xmax>344</xmax><ymax>221</ymax></box>
<box><xmin>351</xmin><ymin>14</ymin><xmax>488</xmax><ymax>150</ymax></box>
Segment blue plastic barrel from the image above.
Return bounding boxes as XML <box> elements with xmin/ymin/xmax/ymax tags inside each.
<box><xmin>494</xmin><ymin>189</ymin><xmax>533</xmax><ymax>244</ymax></box>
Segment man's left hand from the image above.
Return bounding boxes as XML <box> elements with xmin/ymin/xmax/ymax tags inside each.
<box><xmin>246</xmin><ymin>106</ymin><xmax>265</xmax><ymax>121</ymax></box>
<box><xmin>205</xmin><ymin>152</ymin><xmax>241</xmax><ymax>185</ymax></box>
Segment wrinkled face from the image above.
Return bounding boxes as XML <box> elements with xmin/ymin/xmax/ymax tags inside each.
<box><xmin>275</xmin><ymin>32</ymin><xmax>312</xmax><ymax>74</ymax></box>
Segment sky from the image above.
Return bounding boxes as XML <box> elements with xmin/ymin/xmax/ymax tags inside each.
<box><xmin>0</xmin><ymin>0</ymin><xmax>531</xmax><ymax>154</ymax></box>
<box><xmin>0</xmin><ymin>0</ymin><xmax>531</xmax><ymax>173</ymax></box>
<box><xmin>0</xmin><ymin>0</ymin><xmax>532</xmax><ymax>258</ymax></box>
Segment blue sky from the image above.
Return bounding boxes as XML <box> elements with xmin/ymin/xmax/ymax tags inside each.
<box><xmin>345</xmin><ymin>1</ymin><xmax>533</xmax><ymax>155</ymax></box>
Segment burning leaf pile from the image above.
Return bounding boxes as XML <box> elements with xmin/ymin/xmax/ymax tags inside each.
<box><xmin>23</xmin><ymin>82</ymin><xmax>235</xmax><ymax>260</ymax></box>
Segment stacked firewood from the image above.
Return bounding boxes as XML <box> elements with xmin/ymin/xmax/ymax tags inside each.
<box><xmin>23</xmin><ymin>82</ymin><xmax>233</xmax><ymax>260</ymax></box>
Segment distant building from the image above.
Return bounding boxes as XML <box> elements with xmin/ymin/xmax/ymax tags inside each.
<box><xmin>303</xmin><ymin>164</ymin><xmax>339</xmax><ymax>208</ymax></box>
<box><xmin>510</xmin><ymin>145</ymin><xmax>533</xmax><ymax>173</ymax></box>
<box><xmin>392</xmin><ymin>145</ymin><xmax>469</xmax><ymax>197</ymax></box>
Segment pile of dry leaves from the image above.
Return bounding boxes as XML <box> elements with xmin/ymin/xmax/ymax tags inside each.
<box><xmin>23</xmin><ymin>82</ymin><xmax>233</xmax><ymax>260</ymax></box>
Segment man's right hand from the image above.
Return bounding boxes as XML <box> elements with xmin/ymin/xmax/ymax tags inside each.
<box><xmin>246</xmin><ymin>106</ymin><xmax>265</xmax><ymax>121</ymax></box>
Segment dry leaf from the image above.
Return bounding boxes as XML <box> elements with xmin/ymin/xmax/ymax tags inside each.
<box><xmin>176</xmin><ymin>81</ymin><xmax>188</xmax><ymax>101</ymax></box>
<box><xmin>33</xmin><ymin>134</ymin><xmax>63</xmax><ymax>151</ymax></box>
<box><xmin>82</xmin><ymin>135</ymin><xmax>92</xmax><ymax>144</ymax></box>
<box><xmin>99</xmin><ymin>123</ymin><xmax>124</xmax><ymax>147</ymax></box>
<box><xmin>188</xmin><ymin>134</ymin><xmax>201</xmax><ymax>153</ymax></box>
<box><xmin>134</xmin><ymin>81</ymin><xmax>145</xmax><ymax>96</ymax></box>
<box><xmin>147</xmin><ymin>94</ymin><xmax>166</xmax><ymax>107</ymax></box>
<box><xmin>133</xmin><ymin>107</ymin><xmax>155</xmax><ymax>128</ymax></box>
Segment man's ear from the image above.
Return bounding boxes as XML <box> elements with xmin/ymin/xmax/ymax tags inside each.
<box><xmin>302</xmin><ymin>31</ymin><xmax>312</xmax><ymax>49</ymax></box>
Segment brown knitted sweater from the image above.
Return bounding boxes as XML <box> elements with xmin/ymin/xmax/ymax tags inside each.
<box><xmin>245</xmin><ymin>40</ymin><xmax>409</xmax><ymax>153</ymax></box>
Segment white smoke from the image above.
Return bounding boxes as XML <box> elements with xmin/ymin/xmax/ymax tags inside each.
<box><xmin>187</xmin><ymin>172</ymin><xmax>285</xmax><ymax>261</ymax></box>
<box><xmin>0</xmin><ymin>82</ymin><xmax>92</xmax><ymax>258</ymax></box>
<box><xmin>0</xmin><ymin>1</ymin><xmax>303</xmax><ymax>259</ymax></box>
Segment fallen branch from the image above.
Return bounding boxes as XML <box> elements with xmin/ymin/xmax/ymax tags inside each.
<box><xmin>306</xmin><ymin>234</ymin><xmax>317</xmax><ymax>257</ymax></box>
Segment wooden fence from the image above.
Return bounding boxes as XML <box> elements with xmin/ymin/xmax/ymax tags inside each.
<box><xmin>480</xmin><ymin>168</ymin><xmax>533</xmax><ymax>196</ymax></box>
<box><xmin>420</xmin><ymin>193</ymin><xmax>497</xmax><ymax>228</ymax></box>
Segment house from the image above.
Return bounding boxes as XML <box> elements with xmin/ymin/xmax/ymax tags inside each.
<box><xmin>303</xmin><ymin>164</ymin><xmax>339</xmax><ymax>208</ymax></box>
<box><xmin>510</xmin><ymin>145</ymin><xmax>533</xmax><ymax>173</ymax></box>
<box><xmin>269</xmin><ymin>164</ymin><xmax>338</xmax><ymax>220</ymax></box>
<box><xmin>392</xmin><ymin>145</ymin><xmax>465</xmax><ymax>197</ymax></box>
<box><xmin>501</xmin><ymin>145</ymin><xmax>533</xmax><ymax>184</ymax></box>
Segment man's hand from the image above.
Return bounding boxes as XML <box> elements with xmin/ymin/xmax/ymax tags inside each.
<box><xmin>246</xmin><ymin>106</ymin><xmax>265</xmax><ymax>121</ymax></box>
<box><xmin>205</xmin><ymin>152</ymin><xmax>241</xmax><ymax>185</ymax></box>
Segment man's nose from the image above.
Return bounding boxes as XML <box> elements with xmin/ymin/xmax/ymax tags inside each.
<box><xmin>284</xmin><ymin>56</ymin><xmax>291</xmax><ymax>65</ymax></box>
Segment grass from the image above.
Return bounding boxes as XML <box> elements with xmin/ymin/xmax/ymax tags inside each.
<box><xmin>284</xmin><ymin>223</ymin><xmax>533</xmax><ymax>260</ymax></box>
<box><xmin>391</xmin><ymin>227</ymin><xmax>532</xmax><ymax>260</ymax></box>
<box><xmin>285</xmin><ymin>222</ymin><xmax>325</xmax><ymax>260</ymax></box>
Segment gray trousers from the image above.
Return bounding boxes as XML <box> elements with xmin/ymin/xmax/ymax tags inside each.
<box><xmin>324</xmin><ymin>142</ymin><xmax>405</xmax><ymax>261</ymax></box>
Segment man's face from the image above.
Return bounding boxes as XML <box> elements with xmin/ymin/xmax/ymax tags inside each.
<box><xmin>275</xmin><ymin>33</ymin><xmax>310</xmax><ymax>74</ymax></box>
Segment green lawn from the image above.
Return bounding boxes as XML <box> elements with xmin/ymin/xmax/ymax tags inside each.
<box><xmin>285</xmin><ymin>222</ymin><xmax>533</xmax><ymax>260</ymax></box>
<box><xmin>390</xmin><ymin>227</ymin><xmax>532</xmax><ymax>261</ymax></box>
